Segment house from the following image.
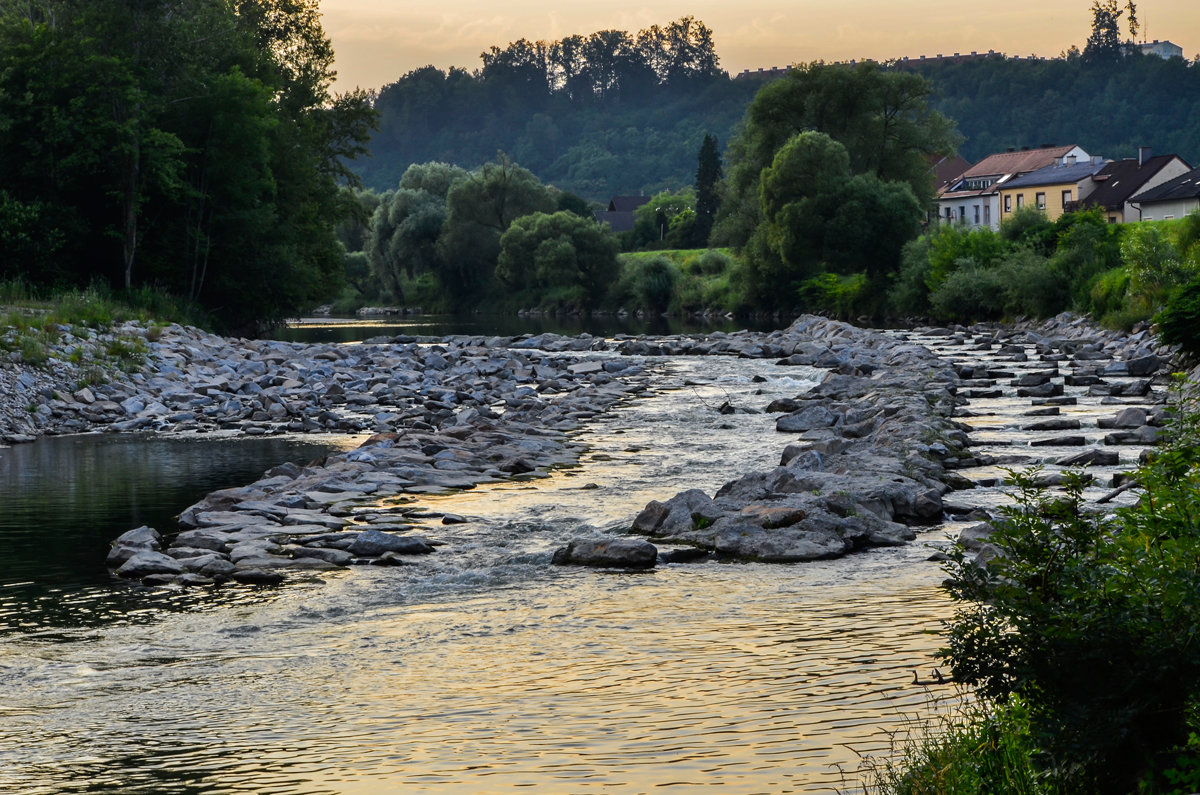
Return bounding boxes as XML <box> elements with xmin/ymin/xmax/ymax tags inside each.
<box><xmin>1129</xmin><ymin>167</ymin><xmax>1200</xmax><ymax>221</ymax></box>
<box><xmin>1078</xmin><ymin>148</ymin><xmax>1192</xmax><ymax>223</ymax></box>
<box><xmin>928</xmin><ymin>154</ymin><xmax>973</xmax><ymax>193</ymax></box>
<box><xmin>937</xmin><ymin>145</ymin><xmax>1090</xmax><ymax>231</ymax></box>
<box><xmin>595</xmin><ymin>196</ymin><xmax>651</xmax><ymax>233</ymax></box>
<box><xmin>1135</xmin><ymin>40</ymin><xmax>1184</xmax><ymax>59</ymax></box>
<box><xmin>997</xmin><ymin>157</ymin><xmax>1108</xmax><ymax>223</ymax></box>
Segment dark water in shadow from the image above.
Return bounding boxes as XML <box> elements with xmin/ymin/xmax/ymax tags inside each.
<box><xmin>271</xmin><ymin>314</ymin><xmax>787</xmax><ymax>343</ymax></box>
<box><xmin>0</xmin><ymin>433</ymin><xmax>361</xmax><ymax>633</ymax></box>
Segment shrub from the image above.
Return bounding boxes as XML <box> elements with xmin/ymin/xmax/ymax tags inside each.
<box><xmin>798</xmin><ymin>272</ymin><xmax>868</xmax><ymax>318</ymax></box>
<box><xmin>864</xmin><ymin>695</ymin><xmax>1063</xmax><ymax>795</ymax></box>
<box><xmin>929</xmin><ymin>262</ymin><xmax>1006</xmax><ymax>321</ymax></box>
<box><xmin>939</xmin><ymin>385</ymin><xmax>1200</xmax><ymax>792</ymax></box>
<box><xmin>996</xmin><ymin>248</ymin><xmax>1068</xmax><ymax>318</ymax></box>
<box><xmin>1156</xmin><ymin>277</ymin><xmax>1200</xmax><ymax>360</ymax></box>
<box><xmin>633</xmin><ymin>255</ymin><xmax>678</xmax><ymax>312</ymax></box>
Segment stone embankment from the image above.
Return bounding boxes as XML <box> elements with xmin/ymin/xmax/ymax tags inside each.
<box><xmin>607</xmin><ymin>315</ymin><xmax>1185</xmax><ymax>568</ymax></box>
<box><xmin>2</xmin><ymin>311</ymin><xmax>1186</xmax><ymax>584</ymax></box>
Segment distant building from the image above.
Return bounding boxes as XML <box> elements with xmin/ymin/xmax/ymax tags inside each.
<box><xmin>1078</xmin><ymin>148</ymin><xmax>1192</xmax><ymax>223</ymax></box>
<box><xmin>1134</xmin><ymin>40</ymin><xmax>1184</xmax><ymax>59</ymax></box>
<box><xmin>1130</xmin><ymin>168</ymin><xmax>1200</xmax><ymax>221</ymax></box>
<box><xmin>595</xmin><ymin>196</ymin><xmax>651</xmax><ymax>233</ymax></box>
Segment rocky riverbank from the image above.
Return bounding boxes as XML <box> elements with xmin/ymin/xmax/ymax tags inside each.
<box><xmin>1</xmin><ymin>312</ymin><xmax>1187</xmax><ymax>585</ymax></box>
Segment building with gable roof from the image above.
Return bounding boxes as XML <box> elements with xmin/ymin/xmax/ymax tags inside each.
<box><xmin>594</xmin><ymin>196</ymin><xmax>651</xmax><ymax>233</ymax></box>
<box><xmin>937</xmin><ymin>145</ymin><xmax>1089</xmax><ymax>231</ymax></box>
<box><xmin>1129</xmin><ymin>167</ymin><xmax>1200</xmax><ymax>221</ymax></box>
<box><xmin>997</xmin><ymin>157</ymin><xmax>1108</xmax><ymax>223</ymax></box>
<box><xmin>1079</xmin><ymin>148</ymin><xmax>1192</xmax><ymax>223</ymax></box>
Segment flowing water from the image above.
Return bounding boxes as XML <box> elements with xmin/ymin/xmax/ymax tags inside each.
<box><xmin>1</xmin><ymin>350</ymin><xmax>961</xmax><ymax>794</ymax></box>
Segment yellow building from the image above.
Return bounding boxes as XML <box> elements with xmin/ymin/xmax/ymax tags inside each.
<box><xmin>997</xmin><ymin>159</ymin><xmax>1105</xmax><ymax>223</ymax></box>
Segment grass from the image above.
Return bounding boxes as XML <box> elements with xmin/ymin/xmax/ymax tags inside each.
<box><xmin>0</xmin><ymin>279</ymin><xmax>196</xmax><ymax>369</ymax></box>
<box><xmin>857</xmin><ymin>694</ymin><xmax>1066</xmax><ymax>795</ymax></box>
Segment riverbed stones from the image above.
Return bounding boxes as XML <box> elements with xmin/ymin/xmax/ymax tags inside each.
<box><xmin>551</xmin><ymin>537</ymin><xmax>658</xmax><ymax>568</ymax></box>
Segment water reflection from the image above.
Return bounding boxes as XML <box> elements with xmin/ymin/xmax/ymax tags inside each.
<box><xmin>0</xmin><ymin>432</ymin><xmax>361</xmax><ymax>632</ymax></box>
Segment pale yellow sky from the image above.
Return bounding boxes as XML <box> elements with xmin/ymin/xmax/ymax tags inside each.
<box><xmin>319</xmin><ymin>0</ymin><xmax>1199</xmax><ymax>91</ymax></box>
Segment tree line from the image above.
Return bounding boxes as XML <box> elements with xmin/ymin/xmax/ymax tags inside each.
<box><xmin>0</xmin><ymin>0</ymin><xmax>375</xmax><ymax>333</ymax></box>
<box><xmin>363</xmin><ymin>17</ymin><xmax>757</xmax><ymax>200</ymax></box>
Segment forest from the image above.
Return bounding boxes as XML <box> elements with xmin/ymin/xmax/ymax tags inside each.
<box><xmin>362</xmin><ymin>17</ymin><xmax>1200</xmax><ymax>203</ymax></box>
<box><xmin>0</xmin><ymin>0</ymin><xmax>375</xmax><ymax>333</ymax></box>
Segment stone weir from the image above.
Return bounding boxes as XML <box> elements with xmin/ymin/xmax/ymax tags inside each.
<box><xmin>557</xmin><ymin>317</ymin><xmax>965</xmax><ymax>567</ymax></box>
<box><xmin>96</xmin><ymin>313</ymin><xmax>1182</xmax><ymax>583</ymax></box>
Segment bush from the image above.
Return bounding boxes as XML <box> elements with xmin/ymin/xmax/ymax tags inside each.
<box><xmin>929</xmin><ymin>262</ymin><xmax>1006</xmax><ymax>321</ymax></box>
<box><xmin>996</xmin><ymin>248</ymin><xmax>1068</xmax><ymax>317</ymax></box>
<box><xmin>798</xmin><ymin>272</ymin><xmax>868</xmax><ymax>319</ymax></box>
<box><xmin>938</xmin><ymin>385</ymin><xmax>1200</xmax><ymax>792</ymax></box>
<box><xmin>1156</xmin><ymin>277</ymin><xmax>1200</xmax><ymax>360</ymax></box>
<box><xmin>632</xmin><ymin>255</ymin><xmax>678</xmax><ymax>312</ymax></box>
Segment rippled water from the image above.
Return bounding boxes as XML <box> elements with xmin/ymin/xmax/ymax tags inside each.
<box><xmin>0</xmin><ymin>354</ymin><xmax>958</xmax><ymax>794</ymax></box>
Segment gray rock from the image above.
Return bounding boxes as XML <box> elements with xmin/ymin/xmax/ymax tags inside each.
<box><xmin>776</xmin><ymin>405</ymin><xmax>838</xmax><ymax>432</ymax></box>
<box><xmin>116</xmin><ymin>551</ymin><xmax>185</xmax><ymax>579</ymax></box>
<box><xmin>552</xmin><ymin>537</ymin><xmax>657</xmax><ymax>568</ymax></box>
<box><xmin>348</xmin><ymin>529</ymin><xmax>435</xmax><ymax>556</ymax></box>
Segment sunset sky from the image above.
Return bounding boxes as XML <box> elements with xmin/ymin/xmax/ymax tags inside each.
<box><xmin>319</xmin><ymin>0</ymin><xmax>1199</xmax><ymax>91</ymax></box>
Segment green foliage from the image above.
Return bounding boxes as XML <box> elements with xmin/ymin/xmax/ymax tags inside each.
<box><xmin>1000</xmin><ymin>207</ymin><xmax>1056</xmax><ymax>256</ymax></box>
<box><xmin>1156</xmin><ymin>277</ymin><xmax>1200</xmax><ymax>360</ymax></box>
<box><xmin>615</xmin><ymin>255</ymin><xmax>679</xmax><ymax>313</ymax></box>
<box><xmin>925</xmin><ymin>224</ymin><xmax>1009</xmax><ymax>293</ymax></box>
<box><xmin>496</xmin><ymin>211</ymin><xmax>618</xmax><ymax>307</ymax></box>
<box><xmin>1123</xmin><ymin>223</ymin><xmax>1197</xmax><ymax>302</ymax></box>
<box><xmin>365</xmin><ymin>18</ymin><xmax>742</xmax><ymax>200</ymax></box>
<box><xmin>865</xmin><ymin>695</ymin><xmax>1064</xmax><ymax>795</ymax></box>
<box><xmin>929</xmin><ymin>262</ymin><xmax>1008</xmax><ymax>320</ymax></box>
<box><xmin>797</xmin><ymin>273</ymin><xmax>868</xmax><ymax>319</ymax></box>
<box><xmin>938</xmin><ymin>386</ymin><xmax>1200</xmax><ymax>792</ymax></box>
<box><xmin>630</xmin><ymin>189</ymin><xmax>698</xmax><ymax>250</ymax></box>
<box><xmin>0</xmin><ymin>0</ymin><xmax>377</xmax><ymax>333</ymax></box>
<box><xmin>713</xmin><ymin>61</ymin><xmax>960</xmax><ymax>249</ymax></box>
<box><xmin>693</xmin><ymin>132</ymin><xmax>723</xmax><ymax>246</ymax></box>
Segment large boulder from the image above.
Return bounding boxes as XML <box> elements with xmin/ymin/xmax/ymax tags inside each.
<box><xmin>348</xmin><ymin>529</ymin><xmax>435</xmax><ymax>556</ymax></box>
<box><xmin>115</xmin><ymin>550</ymin><xmax>185</xmax><ymax>579</ymax></box>
<box><xmin>552</xmin><ymin>537</ymin><xmax>658</xmax><ymax>568</ymax></box>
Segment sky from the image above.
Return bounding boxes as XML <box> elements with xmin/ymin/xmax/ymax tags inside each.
<box><xmin>319</xmin><ymin>0</ymin><xmax>1199</xmax><ymax>91</ymax></box>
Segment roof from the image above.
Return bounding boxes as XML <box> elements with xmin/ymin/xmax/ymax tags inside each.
<box><xmin>595</xmin><ymin>210</ymin><xmax>638</xmax><ymax>233</ymax></box>
<box><xmin>1130</xmin><ymin>167</ymin><xmax>1200</xmax><ymax>204</ymax></box>
<box><xmin>607</xmin><ymin>196</ymin><xmax>651</xmax><ymax>213</ymax></box>
<box><xmin>1002</xmin><ymin>161</ymin><xmax>1106</xmax><ymax>190</ymax></box>
<box><xmin>1082</xmin><ymin>155</ymin><xmax>1191</xmax><ymax>210</ymax></box>
<box><xmin>929</xmin><ymin>154</ymin><xmax>972</xmax><ymax>191</ymax></box>
<box><xmin>959</xmin><ymin>145</ymin><xmax>1078</xmax><ymax>180</ymax></box>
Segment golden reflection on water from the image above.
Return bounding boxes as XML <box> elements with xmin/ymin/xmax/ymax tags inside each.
<box><xmin>228</xmin><ymin>554</ymin><xmax>959</xmax><ymax>794</ymax></box>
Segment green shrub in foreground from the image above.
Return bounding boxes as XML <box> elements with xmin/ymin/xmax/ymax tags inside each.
<box><xmin>864</xmin><ymin>695</ymin><xmax>1063</xmax><ymax>795</ymax></box>
<box><xmin>1156</xmin><ymin>277</ymin><xmax>1200</xmax><ymax>361</ymax></box>
<box><xmin>937</xmin><ymin>382</ymin><xmax>1200</xmax><ymax>793</ymax></box>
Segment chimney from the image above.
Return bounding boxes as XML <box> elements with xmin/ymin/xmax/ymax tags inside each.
<box><xmin>1139</xmin><ymin>146</ymin><xmax>1152</xmax><ymax>166</ymax></box>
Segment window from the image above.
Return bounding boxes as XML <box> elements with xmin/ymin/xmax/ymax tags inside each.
<box><xmin>1062</xmin><ymin>189</ymin><xmax>1072</xmax><ymax>205</ymax></box>
<box><xmin>1036</xmin><ymin>192</ymin><xmax>1046</xmax><ymax>210</ymax></box>
<box><xmin>984</xmin><ymin>205</ymin><xmax>991</xmax><ymax>225</ymax></box>
<box><xmin>973</xmin><ymin>204</ymin><xmax>980</xmax><ymax>225</ymax></box>
<box><xmin>1108</xmin><ymin>216</ymin><xmax>1117</xmax><ymax>224</ymax></box>
<box><xmin>958</xmin><ymin>206</ymin><xmax>966</xmax><ymax>224</ymax></box>
<box><xmin>1004</xmin><ymin>195</ymin><xmax>1012</xmax><ymax>212</ymax></box>
<box><xmin>1016</xmin><ymin>194</ymin><xmax>1025</xmax><ymax>209</ymax></box>
<box><xmin>944</xmin><ymin>207</ymin><xmax>952</xmax><ymax>221</ymax></box>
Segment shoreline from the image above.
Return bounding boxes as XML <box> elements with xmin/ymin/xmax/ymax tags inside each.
<box><xmin>0</xmin><ymin>313</ymin><xmax>1183</xmax><ymax>587</ymax></box>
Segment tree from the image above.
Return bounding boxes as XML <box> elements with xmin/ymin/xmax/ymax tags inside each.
<box><xmin>0</xmin><ymin>0</ymin><xmax>376</xmax><ymax>332</ymax></box>
<box><xmin>712</xmin><ymin>61</ymin><xmax>958</xmax><ymax>248</ymax></box>
<box><xmin>495</xmin><ymin>211</ymin><xmax>618</xmax><ymax>306</ymax></box>
<box><xmin>693</xmin><ymin>133</ymin><xmax>722</xmax><ymax>246</ymax></box>
<box><xmin>1084</xmin><ymin>0</ymin><xmax>1124</xmax><ymax>63</ymax></box>
<box><xmin>437</xmin><ymin>155</ymin><xmax>555</xmax><ymax>304</ymax></box>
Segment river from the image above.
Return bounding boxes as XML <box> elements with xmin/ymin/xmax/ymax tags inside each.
<box><xmin>0</xmin><ymin>328</ymin><xmax>959</xmax><ymax>794</ymax></box>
